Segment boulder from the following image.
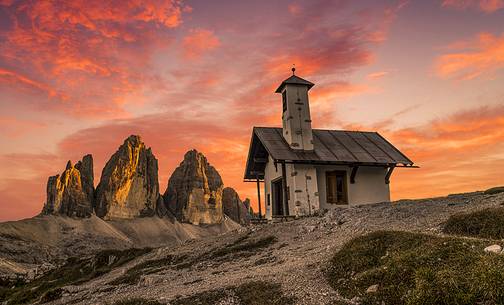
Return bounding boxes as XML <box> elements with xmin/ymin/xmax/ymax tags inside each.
<box><xmin>42</xmin><ymin>155</ymin><xmax>94</xmax><ymax>217</ymax></box>
<box><xmin>163</xmin><ymin>149</ymin><xmax>223</xmax><ymax>225</ymax></box>
<box><xmin>484</xmin><ymin>244</ymin><xmax>502</xmax><ymax>254</ymax></box>
<box><xmin>95</xmin><ymin>135</ymin><xmax>160</xmax><ymax>219</ymax></box>
<box><xmin>366</xmin><ymin>284</ymin><xmax>379</xmax><ymax>293</ymax></box>
<box><xmin>222</xmin><ymin>187</ymin><xmax>250</xmax><ymax>225</ymax></box>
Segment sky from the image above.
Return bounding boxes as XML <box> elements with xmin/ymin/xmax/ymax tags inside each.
<box><xmin>0</xmin><ymin>0</ymin><xmax>503</xmax><ymax>222</ymax></box>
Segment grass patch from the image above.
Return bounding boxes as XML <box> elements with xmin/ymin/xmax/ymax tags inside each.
<box><xmin>326</xmin><ymin>230</ymin><xmax>504</xmax><ymax>305</ymax></box>
<box><xmin>209</xmin><ymin>235</ymin><xmax>277</xmax><ymax>260</ymax></box>
<box><xmin>171</xmin><ymin>281</ymin><xmax>294</xmax><ymax>305</ymax></box>
<box><xmin>111</xmin><ymin>234</ymin><xmax>277</xmax><ymax>286</ymax></box>
<box><xmin>484</xmin><ymin>186</ymin><xmax>504</xmax><ymax>195</ymax></box>
<box><xmin>443</xmin><ymin>207</ymin><xmax>504</xmax><ymax>239</ymax></box>
<box><xmin>110</xmin><ymin>254</ymin><xmax>188</xmax><ymax>285</ymax></box>
<box><xmin>111</xmin><ymin>297</ymin><xmax>162</xmax><ymax>305</ymax></box>
<box><xmin>2</xmin><ymin>247</ymin><xmax>151</xmax><ymax>304</ymax></box>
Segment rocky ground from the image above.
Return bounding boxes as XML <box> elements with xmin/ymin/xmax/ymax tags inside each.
<box><xmin>41</xmin><ymin>191</ymin><xmax>504</xmax><ymax>305</ymax></box>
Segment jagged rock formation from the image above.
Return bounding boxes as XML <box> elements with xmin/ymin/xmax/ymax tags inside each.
<box><xmin>95</xmin><ymin>135</ymin><xmax>160</xmax><ymax>220</ymax></box>
<box><xmin>42</xmin><ymin>155</ymin><xmax>94</xmax><ymax>217</ymax></box>
<box><xmin>222</xmin><ymin>187</ymin><xmax>250</xmax><ymax>225</ymax></box>
<box><xmin>163</xmin><ymin>150</ymin><xmax>224</xmax><ymax>225</ymax></box>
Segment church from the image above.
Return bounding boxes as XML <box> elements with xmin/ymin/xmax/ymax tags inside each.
<box><xmin>244</xmin><ymin>70</ymin><xmax>416</xmax><ymax>219</ymax></box>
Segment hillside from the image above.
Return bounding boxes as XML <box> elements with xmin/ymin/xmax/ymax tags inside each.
<box><xmin>0</xmin><ymin>215</ymin><xmax>239</xmax><ymax>278</ymax></box>
<box><xmin>4</xmin><ymin>189</ymin><xmax>502</xmax><ymax>305</ymax></box>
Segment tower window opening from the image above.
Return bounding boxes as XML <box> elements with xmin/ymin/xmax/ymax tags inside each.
<box><xmin>282</xmin><ymin>90</ymin><xmax>287</xmax><ymax>113</ymax></box>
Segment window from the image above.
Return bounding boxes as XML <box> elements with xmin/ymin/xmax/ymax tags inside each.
<box><xmin>282</xmin><ymin>90</ymin><xmax>287</xmax><ymax>113</ymax></box>
<box><xmin>326</xmin><ymin>171</ymin><xmax>348</xmax><ymax>204</ymax></box>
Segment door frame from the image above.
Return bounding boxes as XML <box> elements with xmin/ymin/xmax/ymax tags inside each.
<box><xmin>271</xmin><ymin>177</ymin><xmax>284</xmax><ymax>216</ymax></box>
<box><xmin>326</xmin><ymin>170</ymin><xmax>349</xmax><ymax>205</ymax></box>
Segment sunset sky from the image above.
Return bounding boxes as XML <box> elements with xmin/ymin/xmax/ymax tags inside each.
<box><xmin>1</xmin><ymin>0</ymin><xmax>503</xmax><ymax>222</ymax></box>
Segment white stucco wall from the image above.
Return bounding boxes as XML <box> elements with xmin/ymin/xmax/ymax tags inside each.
<box><xmin>288</xmin><ymin>164</ymin><xmax>319</xmax><ymax>217</ymax></box>
<box><xmin>264</xmin><ymin>161</ymin><xmax>390</xmax><ymax>218</ymax></box>
<box><xmin>263</xmin><ymin>156</ymin><xmax>281</xmax><ymax>220</ymax></box>
<box><xmin>316</xmin><ymin>165</ymin><xmax>390</xmax><ymax>210</ymax></box>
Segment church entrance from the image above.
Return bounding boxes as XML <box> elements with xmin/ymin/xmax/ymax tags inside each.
<box><xmin>271</xmin><ymin>178</ymin><xmax>284</xmax><ymax>216</ymax></box>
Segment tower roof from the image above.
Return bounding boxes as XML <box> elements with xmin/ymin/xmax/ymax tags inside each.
<box><xmin>275</xmin><ymin>74</ymin><xmax>315</xmax><ymax>93</ymax></box>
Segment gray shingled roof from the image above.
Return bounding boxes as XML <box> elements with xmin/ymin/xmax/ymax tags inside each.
<box><xmin>275</xmin><ymin>75</ymin><xmax>315</xmax><ymax>93</ymax></box>
<box><xmin>244</xmin><ymin>127</ymin><xmax>414</xmax><ymax>180</ymax></box>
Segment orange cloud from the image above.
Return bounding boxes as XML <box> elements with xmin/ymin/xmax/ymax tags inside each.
<box><xmin>0</xmin><ymin>0</ymin><xmax>189</xmax><ymax>118</ymax></box>
<box><xmin>383</xmin><ymin>104</ymin><xmax>504</xmax><ymax>199</ymax></box>
<box><xmin>366</xmin><ymin>71</ymin><xmax>389</xmax><ymax>80</ymax></box>
<box><xmin>442</xmin><ymin>0</ymin><xmax>504</xmax><ymax>13</ymax></box>
<box><xmin>0</xmin><ymin>116</ymin><xmax>47</xmax><ymax>139</ymax></box>
<box><xmin>183</xmin><ymin>28</ymin><xmax>220</xmax><ymax>59</ymax></box>
<box><xmin>435</xmin><ymin>32</ymin><xmax>504</xmax><ymax>80</ymax></box>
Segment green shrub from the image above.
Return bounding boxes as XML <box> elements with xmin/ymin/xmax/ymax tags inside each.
<box><xmin>484</xmin><ymin>186</ymin><xmax>504</xmax><ymax>195</ymax></box>
<box><xmin>210</xmin><ymin>235</ymin><xmax>277</xmax><ymax>259</ymax></box>
<box><xmin>443</xmin><ymin>208</ymin><xmax>504</xmax><ymax>239</ymax></box>
<box><xmin>326</xmin><ymin>230</ymin><xmax>504</xmax><ymax>305</ymax></box>
<box><xmin>112</xmin><ymin>297</ymin><xmax>163</xmax><ymax>305</ymax></box>
<box><xmin>171</xmin><ymin>281</ymin><xmax>294</xmax><ymax>305</ymax></box>
<box><xmin>111</xmin><ymin>254</ymin><xmax>188</xmax><ymax>285</ymax></box>
<box><xmin>3</xmin><ymin>247</ymin><xmax>151</xmax><ymax>304</ymax></box>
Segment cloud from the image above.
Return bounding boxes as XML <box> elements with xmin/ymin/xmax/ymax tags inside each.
<box><xmin>0</xmin><ymin>116</ymin><xmax>47</xmax><ymax>138</ymax></box>
<box><xmin>441</xmin><ymin>0</ymin><xmax>504</xmax><ymax>13</ymax></box>
<box><xmin>0</xmin><ymin>0</ymin><xmax>189</xmax><ymax>118</ymax></box>
<box><xmin>366</xmin><ymin>71</ymin><xmax>389</xmax><ymax>80</ymax></box>
<box><xmin>383</xmin><ymin>104</ymin><xmax>504</xmax><ymax>199</ymax></box>
<box><xmin>182</xmin><ymin>28</ymin><xmax>220</xmax><ymax>59</ymax></box>
<box><xmin>435</xmin><ymin>32</ymin><xmax>504</xmax><ymax>80</ymax></box>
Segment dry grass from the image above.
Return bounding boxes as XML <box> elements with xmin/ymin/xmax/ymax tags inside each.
<box><xmin>326</xmin><ymin>231</ymin><xmax>504</xmax><ymax>305</ymax></box>
<box><xmin>443</xmin><ymin>207</ymin><xmax>504</xmax><ymax>239</ymax></box>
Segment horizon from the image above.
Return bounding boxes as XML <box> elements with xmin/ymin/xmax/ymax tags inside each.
<box><xmin>1</xmin><ymin>0</ymin><xmax>504</xmax><ymax>222</ymax></box>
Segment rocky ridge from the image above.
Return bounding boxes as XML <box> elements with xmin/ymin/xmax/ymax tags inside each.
<box><xmin>163</xmin><ymin>150</ymin><xmax>224</xmax><ymax>225</ymax></box>
<box><xmin>41</xmin><ymin>135</ymin><xmax>249</xmax><ymax>223</ymax></box>
<box><xmin>95</xmin><ymin>135</ymin><xmax>160</xmax><ymax>219</ymax></box>
<box><xmin>222</xmin><ymin>187</ymin><xmax>250</xmax><ymax>225</ymax></box>
<box><xmin>42</xmin><ymin>155</ymin><xmax>94</xmax><ymax>217</ymax></box>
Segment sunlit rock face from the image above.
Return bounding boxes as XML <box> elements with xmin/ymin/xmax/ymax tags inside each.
<box><xmin>222</xmin><ymin>187</ymin><xmax>250</xmax><ymax>225</ymax></box>
<box><xmin>42</xmin><ymin>155</ymin><xmax>94</xmax><ymax>217</ymax></box>
<box><xmin>163</xmin><ymin>150</ymin><xmax>223</xmax><ymax>225</ymax></box>
<box><xmin>95</xmin><ymin>135</ymin><xmax>160</xmax><ymax>220</ymax></box>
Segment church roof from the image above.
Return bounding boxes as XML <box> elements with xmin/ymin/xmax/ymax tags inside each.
<box><xmin>275</xmin><ymin>75</ymin><xmax>315</xmax><ymax>93</ymax></box>
<box><xmin>244</xmin><ymin>127</ymin><xmax>415</xmax><ymax>180</ymax></box>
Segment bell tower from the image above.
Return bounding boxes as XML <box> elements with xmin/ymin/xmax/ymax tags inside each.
<box><xmin>275</xmin><ymin>68</ymin><xmax>315</xmax><ymax>150</ymax></box>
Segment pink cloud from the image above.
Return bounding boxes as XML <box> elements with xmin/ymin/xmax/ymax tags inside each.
<box><xmin>442</xmin><ymin>0</ymin><xmax>504</xmax><ymax>13</ymax></box>
<box><xmin>435</xmin><ymin>32</ymin><xmax>504</xmax><ymax>80</ymax></box>
<box><xmin>182</xmin><ymin>28</ymin><xmax>221</xmax><ymax>59</ymax></box>
<box><xmin>366</xmin><ymin>71</ymin><xmax>389</xmax><ymax>80</ymax></box>
<box><xmin>0</xmin><ymin>0</ymin><xmax>189</xmax><ymax>118</ymax></box>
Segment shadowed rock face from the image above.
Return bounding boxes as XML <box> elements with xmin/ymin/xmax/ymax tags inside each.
<box><xmin>222</xmin><ymin>187</ymin><xmax>250</xmax><ymax>225</ymax></box>
<box><xmin>95</xmin><ymin>135</ymin><xmax>160</xmax><ymax>220</ymax></box>
<box><xmin>42</xmin><ymin>155</ymin><xmax>94</xmax><ymax>217</ymax></box>
<box><xmin>163</xmin><ymin>150</ymin><xmax>223</xmax><ymax>225</ymax></box>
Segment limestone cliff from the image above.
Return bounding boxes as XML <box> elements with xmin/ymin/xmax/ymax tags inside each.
<box><xmin>222</xmin><ymin>187</ymin><xmax>250</xmax><ymax>225</ymax></box>
<box><xmin>95</xmin><ymin>135</ymin><xmax>160</xmax><ymax>219</ymax></box>
<box><xmin>163</xmin><ymin>150</ymin><xmax>223</xmax><ymax>225</ymax></box>
<box><xmin>42</xmin><ymin>155</ymin><xmax>94</xmax><ymax>217</ymax></box>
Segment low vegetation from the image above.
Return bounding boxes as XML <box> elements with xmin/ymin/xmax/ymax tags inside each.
<box><xmin>1</xmin><ymin>248</ymin><xmax>151</xmax><ymax>304</ymax></box>
<box><xmin>111</xmin><ymin>234</ymin><xmax>278</xmax><ymax>285</ymax></box>
<box><xmin>326</xmin><ymin>230</ymin><xmax>504</xmax><ymax>305</ymax></box>
<box><xmin>111</xmin><ymin>298</ymin><xmax>163</xmax><ymax>305</ymax></box>
<box><xmin>111</xmin><ymin>254</ymin><xmax>188</xmax><ymax>285</ymax></box>
<box><xmin>443</xmin><ymin>207</ymin><xmax>504</xmax><ymax>239</ymax></box>
<box><xmin>171</xmin><ymin>281</ymin><xmax>295</xmax><ymax>305</ymax></box>
<box><xmin>484</xmin><ymin>186</ymin><xmax>504</xmax><ymax>195</ymax></box>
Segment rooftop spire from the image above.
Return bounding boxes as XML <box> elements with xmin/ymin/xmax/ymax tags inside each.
<box><xmin>291</xmin><ymin>64</ymin><xmax>296</xmax><ymax>75</ymax></box>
